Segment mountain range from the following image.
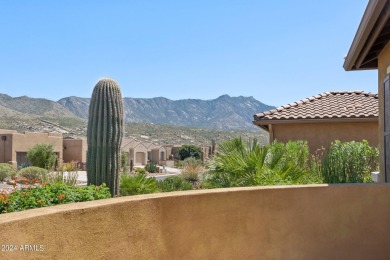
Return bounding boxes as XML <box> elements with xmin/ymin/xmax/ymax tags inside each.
<box><xmin>0</xmin><ymin>93</ymin><xmax>274</xmax><ymax>130</ymax></box>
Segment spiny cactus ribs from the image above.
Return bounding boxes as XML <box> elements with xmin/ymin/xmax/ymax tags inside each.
<box><xmin>87</xmin><ymin>78</ymin><xmax>124</xmax><ymax>196</ymax></box>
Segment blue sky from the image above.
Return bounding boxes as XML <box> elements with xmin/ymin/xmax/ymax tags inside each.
<box><xmin>0</xmin><ymin>0</ymin><xmax>375</xmax><ymax>107</ymax></box>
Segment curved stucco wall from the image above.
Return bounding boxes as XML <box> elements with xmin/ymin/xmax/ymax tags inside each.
<box><xmin>0</xmin><ymin>184</ymin><xmax>389</xmax><ymax>259</ymax></box>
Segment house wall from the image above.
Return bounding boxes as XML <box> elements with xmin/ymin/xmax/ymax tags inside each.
<box><xmin>0</xmin><ymin>130</ymin><xmax>16</xmax><ymax>165</ymax></box>
<box><xmin>171</xmin><ymin>146</ymin><xmax>182</xmax><ymax>160</ymax></box>
<box><xmin>151</xmin><ymin>147</ymin><xmax>166</xmax><ymax>164</ymax></box>
<box><xmin>63</xmin><ymin>139</ymin><xmax>87</xmax><ymax>170</ymax></box>
<box><xmin>0</xmin><ymin>184</ymin><xmax>389</xmax><ymax>259</ymax></box>
<box><xmin>0</xmin><ymin>131</ymin><xmax>63</xmax><ymax>168</ymax></box>
<box><xmin>271</xmin><ymin>121</ymin><xmax>378</xmax><ymax>153</ymax></box>
<box><xmin>129</xmin><ymin>145</ymin><xmax>148</xmax><ymax>166</ymax></box>
<box><xmin>378</xmin><ymin>41</ymin><xmax>390</xmax><ymax>182</ymax></box>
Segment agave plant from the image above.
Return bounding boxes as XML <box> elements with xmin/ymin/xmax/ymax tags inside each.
<box><xmin>204</xmin><ymin>138</ymin><xmax>320</xmax><ymax>188</ymax></box>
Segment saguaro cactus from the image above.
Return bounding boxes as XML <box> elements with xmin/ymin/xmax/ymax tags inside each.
<box><xmin>87</xmin><ymin>78</ymin><xmax>124</xmax><ymax>196</ymax></box>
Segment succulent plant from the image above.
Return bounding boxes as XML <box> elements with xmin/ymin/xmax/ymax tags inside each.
<box><xmin>87</xmin><ymin>78</ymin><xmax>124</xmax><ymax>196</ymax></box>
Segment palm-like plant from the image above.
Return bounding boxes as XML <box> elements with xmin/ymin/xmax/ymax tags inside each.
<box><xmin>120</xmin><ymin>173</ymin><xmax>158</xmax><ymax>196</ymax></box>
<box><xmin>204</xmin><ymin>138</ymin><xmax>320</xmax><ymax>188</ymax></box>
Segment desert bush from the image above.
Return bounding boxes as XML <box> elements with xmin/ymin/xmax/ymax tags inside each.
<box><xmin>27</xmin><ymin>143</ymin><xmax>57</xmax><ymax>169</ymax></box>
<box><xmin>18</xmin><ymin>166</ymin><xmax>48</xmax><ymax>183</ymax></box>
<box><xmin>62</xmin><ymin>161</ymin><xmax>79</xmax><ymax>172</ymax></box>
<box><xmin>204</xmin><ymin>138</ymin><xmax>320</xmax><ymax>188</ymax></box>
<box><xmin>181</xmin><ymin>162</ymin><xmax>204</xmax><ymax>189</ymax></box>
<box><xmin>134</xmin><ymin>167</ymin><xmax>146</xmax><ymax>175</ymax></box>
<box><xmin>47</xmin><ymin>170</ymin><xmax>78</xmax><ymax>186</ymax></box>
<box><xmin>0</xmin><ymin>164</ymin><xmax>15</xmax><ymax>182</ymax></box>
<box><xmin>120</xmin><ymin>173</ymin><xmax>157</xmax><ymax>196</ymax></box>
<box><xmin>321</xmin><ymin>140</ymin><xmax>378</xmax><ymax>183</ymax></box>
<box><xmin>157</xmin><ymin>176</ymin><xmax>193</xmax><ymax>192</ymax></box>
<box><xmin>178</xmin><ymin>144</ymin><xmax>202</xmax><ymax>160</ymax></box>
<box><xmin>0</xmin><ymin>183</ymin><xmax>111</xmax><ymax>213</ymax></box>
<box><xmin>175</xmin><ymin>157</ymin><xmax>202</xmax><ymax>169</ymax></box>
<box><xmin>145</xmin><ymin>162</ymin><xmax>158</xmax><ymax>173</ymax></box>
<box><xmin>182</xmin><ymin>157</ymin><xmax>202</xmax><ymax>166</ymax></box>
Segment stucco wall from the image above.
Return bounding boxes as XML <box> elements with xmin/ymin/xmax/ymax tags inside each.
<box><xmin>0</xmin><ymin>132</ymin><xmax>15</xmax><ymax>164</ymax></box>
<box><xmin>63</xmin><ymin>138</ymin><xmax>87</xmax><ymax>164</ymax></box>
<box><xmin>378</xmin><ymin>42</ymin><xmax>390</xmax><ymax>182</ymax></box>
<box><xmin>151</xmin><ymin>147</ymin><xmax>166</xmax><ymax>164</ymax></box>
<box><xmin>271</xmin><ymin>121</ymin><xmax>378</xmax><ymax>153</ymax></box>
<box><xmin>0</xmin><ymin>131</ymin><xmax>63</xmax><ymax>167</ymax></box>
<box><xmin>0</xmin><ymin>185</ymin><xmax>389</xmax><ymax>259</ymax></box>
<box><xmin>129</xmin><ymin>144</ymin><xmax>148</xmax><ymax>165</ymax></box>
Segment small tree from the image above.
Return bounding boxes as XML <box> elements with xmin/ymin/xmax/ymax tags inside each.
<box><xmin>27</xmin><ymin>144</ymin><xmax>57</xmax><ymax>169</ymax></box>
<box><xmin>178</xmin><ymin>144</ymin><xmax>202</xmax><ymax>160</ymax></box>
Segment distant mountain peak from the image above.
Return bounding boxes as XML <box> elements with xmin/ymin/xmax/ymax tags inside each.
<box><xmin>58</xmin><ymin>95</ymin><xmax>275</xmax><ymax>130</ymax></box>
<box><xmin>0</xmin><ymin>93</ymin><xmax>274</xmax><ymax>131</ymax></box>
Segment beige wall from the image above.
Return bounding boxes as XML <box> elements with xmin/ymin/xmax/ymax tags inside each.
<box><xmin>378</xmin><ymin>42</ymin><xmax>390</xmax><ymax>182</ymax></box>
<box><xmin>0</xmin><ymin>184</ymin><xmax>389</xmax><ymax>259</ymax></box>
<box><xmin>63</xmin><ymin>138</ymin><xmax>87</xmax><ymax>169</ymax></box>
<box><xmin>151</xmin><ymin>147</ymin><xmax>166</xmax><ymax>164</ymax></box>
<box><xmin>0</xmin><ymin>131</ymin><xmax>63</xmax><ymax>168</ymax></box>
<box><xmin>0</xmin><ymin>131</ymin><xmax>16</xmax><ymax>164</ymax></box>
<box><xmin>271</xmin><ymin>121</ymin><xmax>378</xmax><ymax>153</ymax></box>
<box><xmin>129</xmin><ymin>144</ymin><xmax>148</xmax><ymax>165</ymax></box>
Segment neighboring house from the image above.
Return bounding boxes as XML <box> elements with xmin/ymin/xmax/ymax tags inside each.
<box><xmin>253</xmin><ymin>91</ymin><xmax>379</xmax><ymax>153</ymax></box>
<box><xmin>63</xmin><ymin>137</ymin><xmax>87</xmax><ymax>170</ymax></box>
<box><xmin>0</xmin><ymin>129</ymin><xmax>63</xmax><ymax>168</ymax></box>
<box><xmin>150</xmin><ymin>146</ymin><xmax>167</xmax><ymax>164</ymax></box>
<box><xmin>163</xmin><ymin>145</ymin><xmax>182</xmax><ymax>160</ymax></box>
<box><xmin>121</xmin><ymin>138</ymin><xmax>138</xmax><ymax>151</ymax></box>
<box><xmin>127</xmin><ymin>142</ymin><xmax>149</xmax><ymax>166</ymax></box>
<box><xmin>143</xmin><ymin>142</ymin><xmax>158</xmax><ymax>161</ymax></box>
<box><xmin>344</xmin><ymin>0</ymin><xmax>390</xmax><ymax>182</ymax></box>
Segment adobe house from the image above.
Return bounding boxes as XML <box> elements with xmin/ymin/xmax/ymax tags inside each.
<box><xmin>63</xmin><ymin>137</ymin><xmax>87</xmax><ymax>170</ymax></box>
<box><xmin>127</xmin><ymin>142</ymin><xmax>149</xmax><ymax>166</ymax></box>
<box><xmin>344</xmin><ymin>0</ymin><xmax>390</xmax><ymax>182</ymax></box>
<box><xmin>150</xmin><ymin>146</ymin><xmax>168</xmax><ymax>164</ymax></box>
<box><xmin>253</xmin><ymin>91</ymin><xmax>379</xmax><ymax>153</ymax></box>
<box><xmin>143</xmin><ymin>142</ymin><xmax>158</xmax><ymax>161</ymax></box>
<box><xmin>0</xmin><ymin>129</ymin><xmax>63</xmax><ymax>168</ymax></box>
<box><xmin>121</xmin><ymin>138</ymin><xmax>138</xmax><ymax>151</ymax></box>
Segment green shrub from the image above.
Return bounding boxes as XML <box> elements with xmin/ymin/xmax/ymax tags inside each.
<box><xmin>0</xmin><ymin>164</ymin><xmax>15</xmax><ymax>182</ymax></box>
<box><xmin>0</xmin><ymin>183</ymin><xmax>111</xmax><ymax>213</ymax></box>
<box><xmin>157</xmin><ymin>176</ymin><xmax>193</xmax><ymax>192</ymax></box>
<box><xmin>321</xmin><ymin>140</ymin><xmax>379</xmax><ymax>183</ymax></box>
<box><xmin>178</xmin><ymin>144</ymin><xmax>202</xmax><ymax>160</ymax></box>
<box><xmin>182</xmin><ymin>157</ymin><xmax>202</xmax><ymax>167</ymax></box>
<box><xmin>63</xmin><ymin>161</ymin><xmax>79</xmax><ymax>172</ymax></box>
<box><xmin>181</xmin><ymin>160</ymin><xmax>204</xmax><ymax>189</ymax></box>
<box><xmin>120</xmin><ymin>173</ymin><xmax>157</xmax><ymax>196</ymax></box>
<box><xmin>134</xmin><ymin>167</ymin><xmax>146</xmax><ymax>175</ymax></box>
<box><xmin>27</xmin><ymin>143</ymin><xmax>57</xmax><ymax>169</ymax></box>
<box><xmin>18</xmin><ymin>166</ymin><xmax>48</xmax><ymax>182</ymax></box>
<box><xmin>47</xmin><ymin>170</ymin><xmax>78</xmax><ymax>186</ymax></box>
<box><xmin>175</xmin><ymin>157</ymin><xmax>202</xmax><ymax>169</ymax></box>
<box><xmin>145</xmin><ymin>162</ymin><xmax>158</xmax><ymax>173</ymax></box>
<box><xmin>204</xmin><ymin>138</ymin><xmax>320</xmax><ymax>188</ymax></box>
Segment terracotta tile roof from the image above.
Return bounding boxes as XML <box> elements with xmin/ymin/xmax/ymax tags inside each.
<box><xmin>254</xmin><ymin>91</ymin><xmax>378</xmax><ymax>122</ymax></box>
